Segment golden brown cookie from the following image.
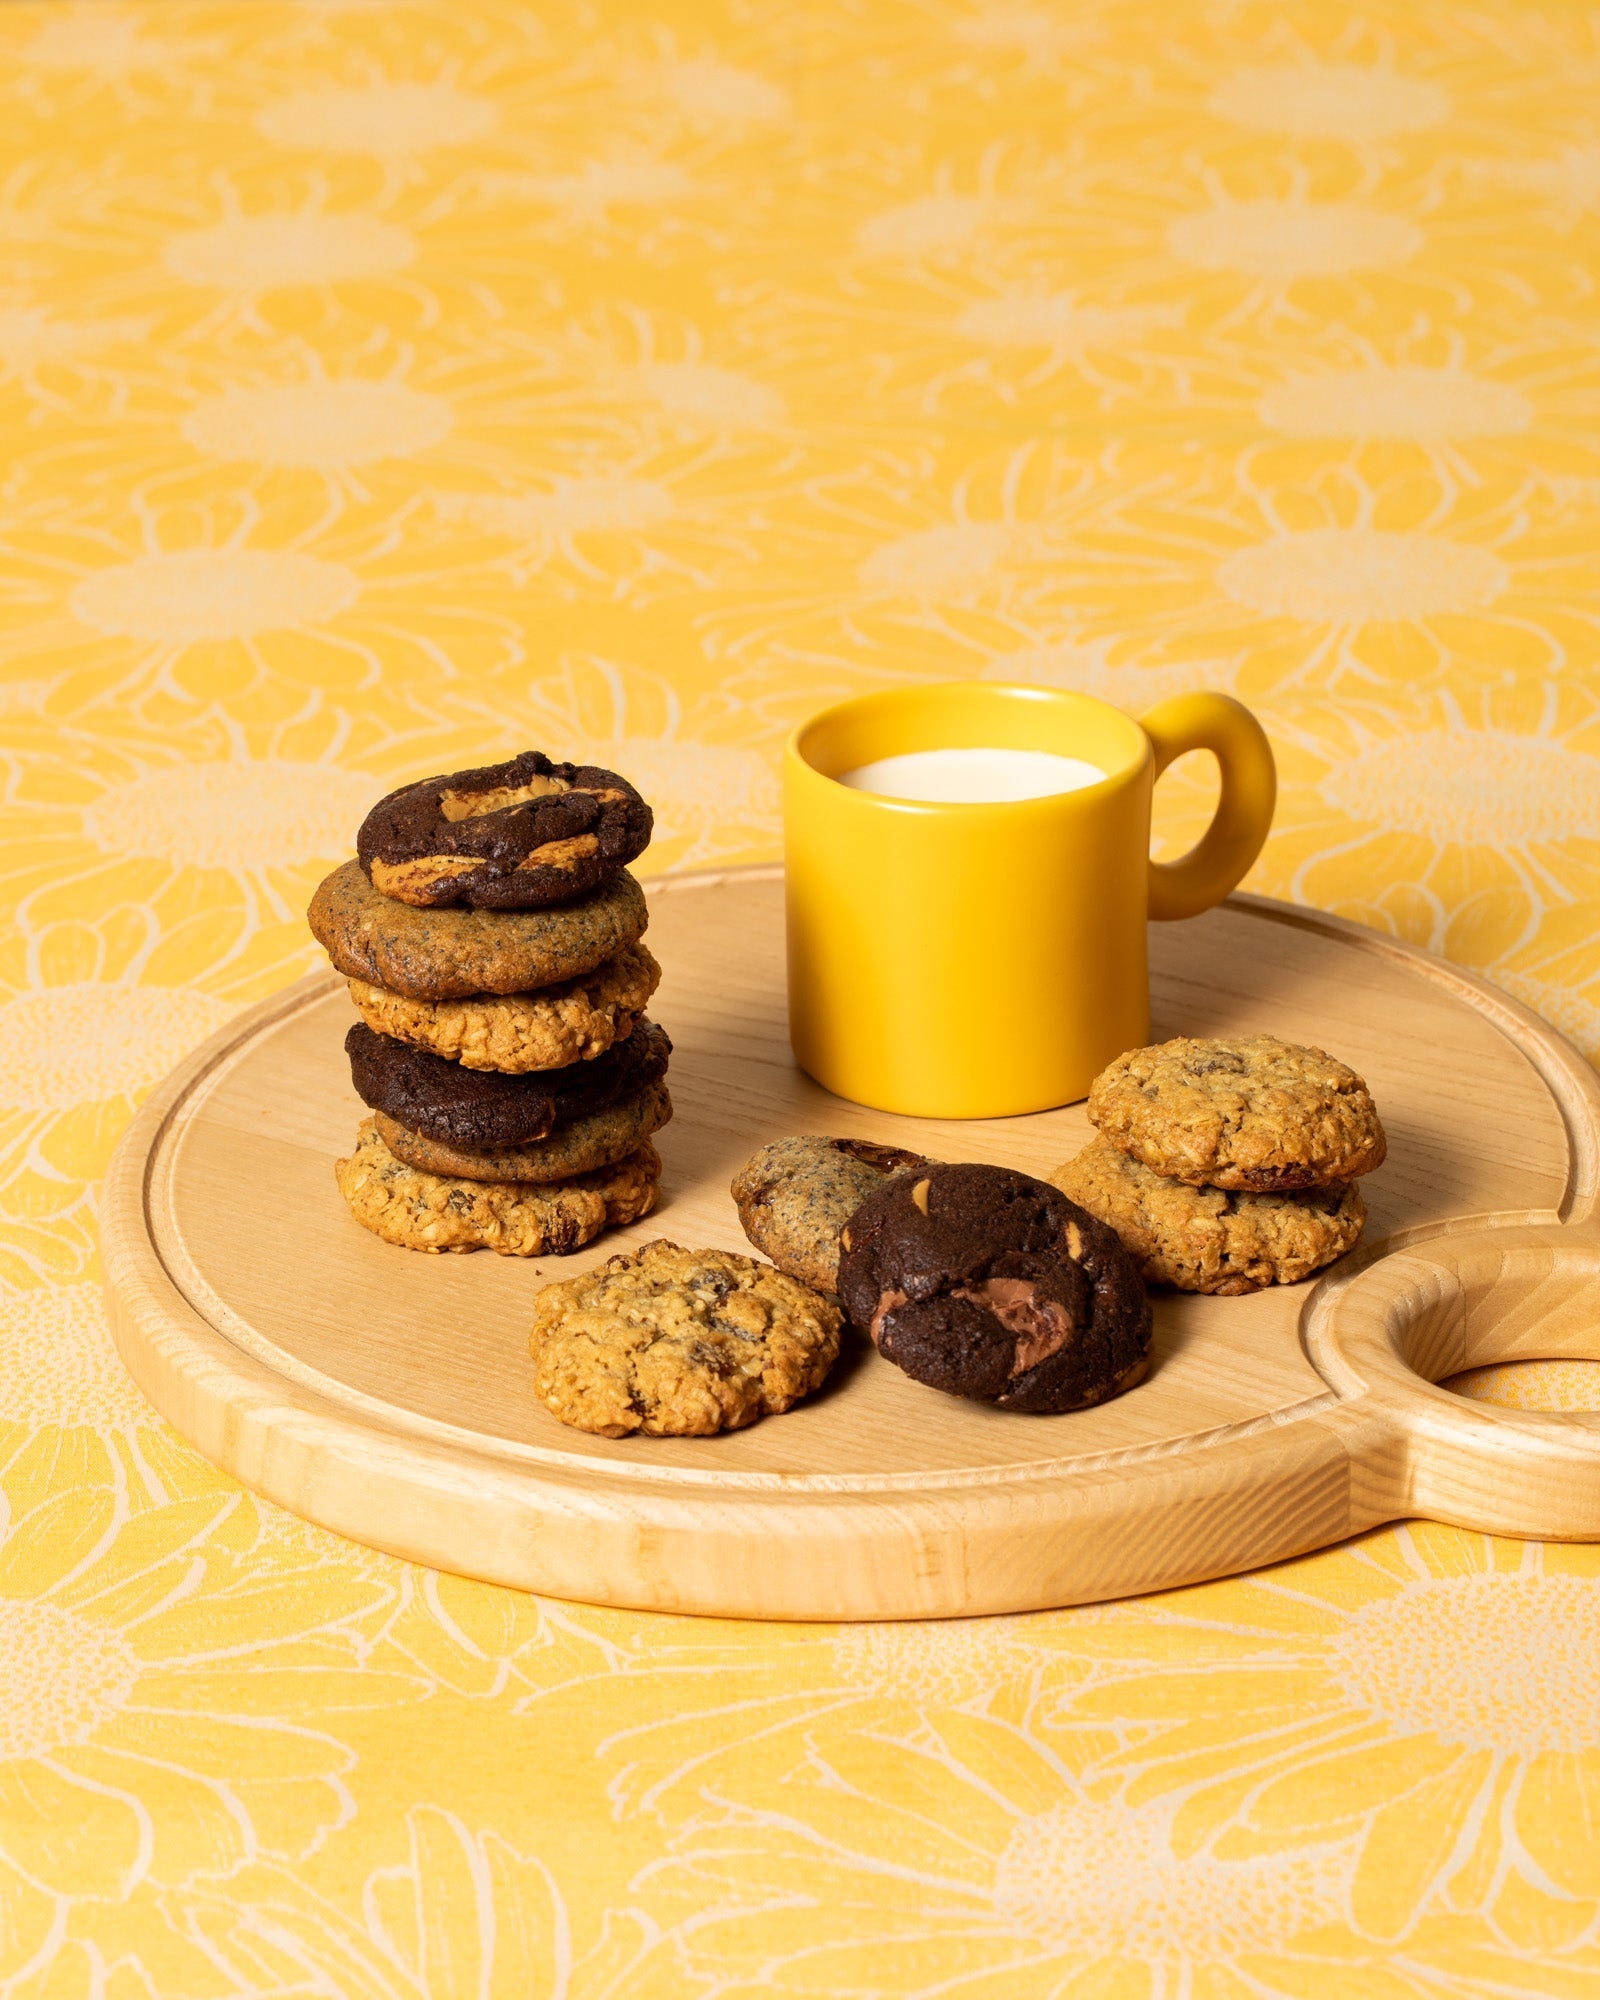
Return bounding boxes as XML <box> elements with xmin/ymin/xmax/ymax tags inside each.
<box><xmin>1051</xmin><ymin>1135</ymin><xmax>1365</xmax><ymax>1295</ymax></box>
<box><xmin>374</xmin><ymin>1079</ymin><xmax>672</xmax><ymax>1183</ymax></box>
<box><xmin>1088</xmin><ymin>1034</ymin><xmax>1386</xmax><ymax>1191</ymax></box>
<box><xmin>529</xmin><ymin>1239</ymin><xmax>842</xmax><ymax>1437</ymax></box>
<box><xmin>335</xmin><ymin>1120</ymin><xmax>659</xmax><ymax>1255</ymax></box>
<box><xmin>309</xmin><ymin>859</ymin><xmax>647</xmax><ymax>1001</ymax></box>
<box><xmin>347</xmin><ymin>942</ymin><xmax>660</xmax><ymax>1071</ymax></box>
<box><xmin>731</xmin><ymin>1135</ymin><xmax>936</xmax><ymax>1293</ymax></box>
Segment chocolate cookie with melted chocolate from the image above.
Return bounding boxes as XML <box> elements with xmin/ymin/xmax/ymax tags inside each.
<box><xmin>356</xmin><ymin>751</ymin><xmax>653</xmax><ymax>909</ymax></box>
<box><xmin>836</xmin><ymin>1162</ymin><xmax>1151</xmax><ymax>1414</ymax></box>
<box><xmin>345</xmin><ymin>1017</ymin><xmax>670</xmax><ymax>1151</ymax></box>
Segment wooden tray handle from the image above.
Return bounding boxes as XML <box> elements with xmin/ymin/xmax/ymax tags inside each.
<box><xmin>1310</xmin><ymin>1222</ymin><xmax>1600</xmax><ymax>1539</ymax></box>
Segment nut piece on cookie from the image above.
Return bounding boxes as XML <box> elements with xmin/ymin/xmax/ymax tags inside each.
<box><xmin>731</xmin><ymin>1135</ymin><xmax>936</xmax><ymax>1293</ymax></box>
<box><xmin>836</xmin><ymin>1162</ymin><xmax>1151</xmax><ymax>1414</ymax></box>
<box><xmin>529</xmin><ymin>1239</ymin><xmax>842</xmax><ymax>1437</ymax></box>
<box><xmin>357</xmin><ymin>750</ymin><xmax>652</xmax><ymax>910</ymax></box>
<box><xmin>1052</xmin><ymin>1135</ymin><xmax>1365</xmax><ymax>1295</ymax></box>
<box><xmin>1088</xmin><ymin>1034</ymin><xmax>1386</xmax><ymax>1191</ymax></box>
<box><xmin>347</xmin><ymin>940</ymin><xmax>660</xmax><ymax>1072</ymax></box>
<box><xmin>335</xmin><ymin>1121</ymin><xmax>660</xmax><ymax>1256</ymax></box>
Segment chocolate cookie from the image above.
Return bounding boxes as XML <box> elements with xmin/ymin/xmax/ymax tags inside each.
<box><xmin>530</xmin><ymin>1238</ymin><xmax>842</xmax><ymax>1437</ymax></box>
<box><xmin>1052</xmin><ymin>1135</ymin><xmax>1366</xmax><ymax>1295</ymax></box>
<box><xmin>374</xmin><ymin>1078</ymin><xmax>672</xmax><ymax>1184</ymax></box>
<box><xmin>836</xmin><ymin>1162</ymin><xmax>1150</xmax><ymax>1414</ymax></box>
<box><xmin>335</xmin><ymin>1121</ymin><xmax>660</xmax><ymax>1256</ymax></box>
<box><xmin>1088</xmin><ymin>1034</ymin><xmax>1386</xmax><ymax>1192</ymax></box>
<box><xmin>731</xmin><ymin>1135</ymin><xmax>936</xmax><ymax>1293</ymax></box>
<box><xmin>311</xmin><ymin>860</ymin><xmax>648</xmax><ymax>1002</ymax></box>
<box><xmin>347</xmin><ymin>941</ymin><xmax>659</xmax><ymax>1072</ymax></box>
<box><xmin>346</xmin><ymin>1017</ymin><xmax>670</xmax><ymax>1150</ymax></box>
<box><xmin>356</xmin><ymin>751</ymin><xmax>652</xmax><ymax>909</ymax></box>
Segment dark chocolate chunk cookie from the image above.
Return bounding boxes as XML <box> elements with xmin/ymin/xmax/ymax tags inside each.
<box><xmin>836</xmin><ymin>1162</ymin><xmax>1151</xmax><ymax>1414</ymax></box>
<box><xmin>731</xmin><ymin>1135</ymin><xmax>937</xmax><ymax>1293</ymax></box>
<box><xmin>356</xmin><ymin>751</ymin><xmax>652</xmax><ymax>909</ymax></box>
<box><xmin>346</xmin><ymin>1017</ymin><xmax>670</xmax><ymax>1150</ymax></box>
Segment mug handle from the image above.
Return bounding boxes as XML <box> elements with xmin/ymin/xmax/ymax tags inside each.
<box><xmin>1140</xmin><ymin>694</ymin><xmax>1277</xmax><ymax>922</ymax></box>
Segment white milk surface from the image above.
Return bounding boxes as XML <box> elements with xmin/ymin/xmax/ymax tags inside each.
<box><xmin>837</xmin><ymin>745</ymin><xmax>1106</xmax><ymax>803</ymax></box>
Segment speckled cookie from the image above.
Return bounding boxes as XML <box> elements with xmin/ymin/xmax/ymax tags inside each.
<box><xmin>836</xmin><ymin>1163</ymin><xmax>1151</xmax><ymax>1414</ymax></box>
<box><xmin>374</xmin><ymin>1078</ymin><xmax>672</xmax><ymax>1184</ymax></box>
<box><xmin>346</xmin><ymin>1018</ymin><xmax>670</xmax><ymax>1150</ymax></box>
<box><xmin>335</xmin><ymin>1121</ymin><xmax>660</xmax><ymax>1256</ymax></box>
<box><xmin>357</xmin><ymin>751</ymin><xmax>653</xmax><ymax>909</ymax></box>
<box><xmin>347</xmin><ymin>941</ymin><xmax>660</xmax><ymax>1072</ymax></box>
<box><xmin>529</xmin><ymin>1239</ymin><xmax>842</xmax><ymax>1437</ymax></box>
<box><xmin>1051</xmin><ymin>1135</ymin><xmax>1366</xmax><ymax>1295</ymax></box>
<box><xmin>731</xmin><ymin>1135</ymin><xmax>937</xmax><ymax>1293</ymax></box>
<box><xmin>1088</xmin><ymin>1034</ymin><xmax>1386</xmax><ymax>1191</ymax></box>
<box><xmin>309</xmin><ymin>860</ymin><xmax>648</xmax><ymax>1002</ymax></box>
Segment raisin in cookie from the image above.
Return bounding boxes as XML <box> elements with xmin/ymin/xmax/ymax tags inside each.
<box><xmin>346</xmin><ymin>1018</ymin><xmax>670</xmax><ymax>1150</ymax></box>
<box><xmin>1088</xmin><ymin>1034</ymin><xmax>1386</xmax><ymax>1191</ymax></box>
<box><xmin>347</xmin><ymin>941</ymin><xmax>659</xmax><ymax>1072</ymax></box>
<box><xmin>310</xmin><ymin>860</ymin><xmax>648</xmax><ymax>1001</ymax></box>
<box><xmin>731</xmin><ymin>1135</ymin><xmax>936</xmax><ymax>1293</ymax></box>
<box><xmin>374</xmin><ymin>1078</ymin><xmax>671</xmax><ymax>1183</ymax></box>
<box><xmin>529</xmin><ymin>1239</ymin><xmax>842</xmax><ymax>1437</ymax></box>
<box><xmin>1052</xmin><ymin>1135</ymin><xmax>1365</xmax><ymax>1295</ymax></box>
<box><xmin>357</xmin><ymin>751</ymin><xmax>652</xmax><ymax>909</ymax></box>
<box><xmin>836</xmin><ymin>1162</ymin><xmax>1150</xmax><ymax>1414</ymax></box>
<box><xmin>335</xmin><ymin>1122</ymin><xmax>659</xmax><ymax>1256</ymax></box>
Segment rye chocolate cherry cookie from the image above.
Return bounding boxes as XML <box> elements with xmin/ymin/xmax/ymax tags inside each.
<box><xmin>310</xmin><ymin>860</ymin><xmax>647</xmax><ymax>1001</ymax></box>
<box><xmin>731</xmin><ymin>1135</ymin><xmax>937</xmax><ymax>1293</ymax></box>
<box><xmin>836</xmin><ymin>1163</ymin><xmax>1151</xmax><ymax>1414</ymax></box>
<box><xmin>346</xmin><ymin>940</ymin><xmax>659</xmax><ymax>1072</ymax></box>
<box><xmin>1053</xmin><ymin>1136</ymin><xmax>1366</xmax><ymax>1295</ymax></box>
<box><xmin>356</xmin><ymin>750</ymin><xmax>652</xmax><ymax>909</ymax></box>
<box><xmin>345</xmin><ymin>1018</ymin><xmax>670</xmax><ymax>1150</ymax></box>
<box><xmin>1088</xmin><ymin>1034</ymin><xmax>1386</xmax><ymax>1191</ymax></box>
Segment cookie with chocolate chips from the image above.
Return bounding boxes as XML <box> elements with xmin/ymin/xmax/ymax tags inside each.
<box><xmin>731</xmin><ymin>1134</ymin><xmax>937</xmax><ymax>1293</ymax></box>
<box><xmin>345</xmin><ymin>1017</ymin><xmax>670</xmax><ymax>1150</ymax></box>
<box><xmin>309</xmin><ymin>859</ymin><xmax>648</xmax><ymax>1001</ymax></box>
<box><xmin>356</xmin><ymin>750</ymin><xmax>652</xmax><ymax>909</ymax></box>
<box><xmin>836</xmin><ymin>1162</ymin><xmax>1151</xmax><ymax>1414</ymax></box>
<box><xmin>1088</xmin><ymin>1034</ymin><xmax>1386</xmax><ymax>1191</ymax></box>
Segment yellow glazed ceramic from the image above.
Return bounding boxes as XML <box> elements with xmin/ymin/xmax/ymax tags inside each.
<box><xmin>785</xmin><ymin>683</ymin><xmax>1276</xmax><ymax>1116</ymax></box>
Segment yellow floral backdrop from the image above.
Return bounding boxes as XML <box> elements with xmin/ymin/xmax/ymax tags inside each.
<box><xmin>3</xmin><ymin>0</ymin><xmax>1600</xmax><ymax>1991</ymax></box>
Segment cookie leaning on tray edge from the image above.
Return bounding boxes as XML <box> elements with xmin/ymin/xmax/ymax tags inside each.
<box><xmin>307</xmin><ymin>780</ymin><xmax>1385</xmax><ymax>1440</ymax></box>
<box><xmin>306</xmin><ymin>750</ymin><xmax>671</xmax><ymax>1262</ymax></box>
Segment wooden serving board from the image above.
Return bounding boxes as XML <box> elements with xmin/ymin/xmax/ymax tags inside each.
<box><xmin>102</xmin><ymin>869</ymin><xmax>1600</xmax><ymax>1621</ymax></box>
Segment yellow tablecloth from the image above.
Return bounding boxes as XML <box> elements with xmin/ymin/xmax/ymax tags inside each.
<box><xmin>4</xmin><ymin>1</ymin><xmax>1599</xmax><ymax>1991</ymax></box>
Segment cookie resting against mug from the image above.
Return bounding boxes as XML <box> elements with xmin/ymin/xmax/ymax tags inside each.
<box><xmin>835</xmin><ymin>1162</ymin><xmax>1151</xmax><ymax>1414</ymax></box>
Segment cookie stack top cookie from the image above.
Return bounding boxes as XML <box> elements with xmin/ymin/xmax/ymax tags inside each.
<box><xmin>353</xmin><ymin>750</ymin><xmax>652</xmax><ymax>913</ymax></box>
<box><xmin>1054</xmin><ymin>1033</ymin><xmax>1386</xmax><ymax>1295</ymax></box>
<box><xmin>311</xmin><ymin>751</ymin><xmax>672</xmax><ymax>1259</ymax></box>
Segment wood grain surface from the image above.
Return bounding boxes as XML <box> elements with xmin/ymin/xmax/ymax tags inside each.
<box><xmin>101</xmin><ymin>869</ymin><xmax>1600</xmax><ymax>1619</ymax></box>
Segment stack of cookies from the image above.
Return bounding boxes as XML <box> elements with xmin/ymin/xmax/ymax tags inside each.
<box><xmin>1053</xmin><ymin>1034</ymin><xmax>1386</xmax><ymax>1295</ymax></box>
<box><xmin>307</xmin><ymin>751</ymin><xmax>672</xmax><ymax>1257</ymax></box>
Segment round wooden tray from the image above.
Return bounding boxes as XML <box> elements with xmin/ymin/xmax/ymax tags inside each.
<box><xmin>102</xmin><ymin>869</ymin><xmax>1600</xmax><ymax>1620</ymax></box>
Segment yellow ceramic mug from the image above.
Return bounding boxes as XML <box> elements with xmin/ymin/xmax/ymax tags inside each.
<box><xmin>784</xmin><ymin>682</ymin><xmax>1276</xmax><ymax>1116</ymax></box>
